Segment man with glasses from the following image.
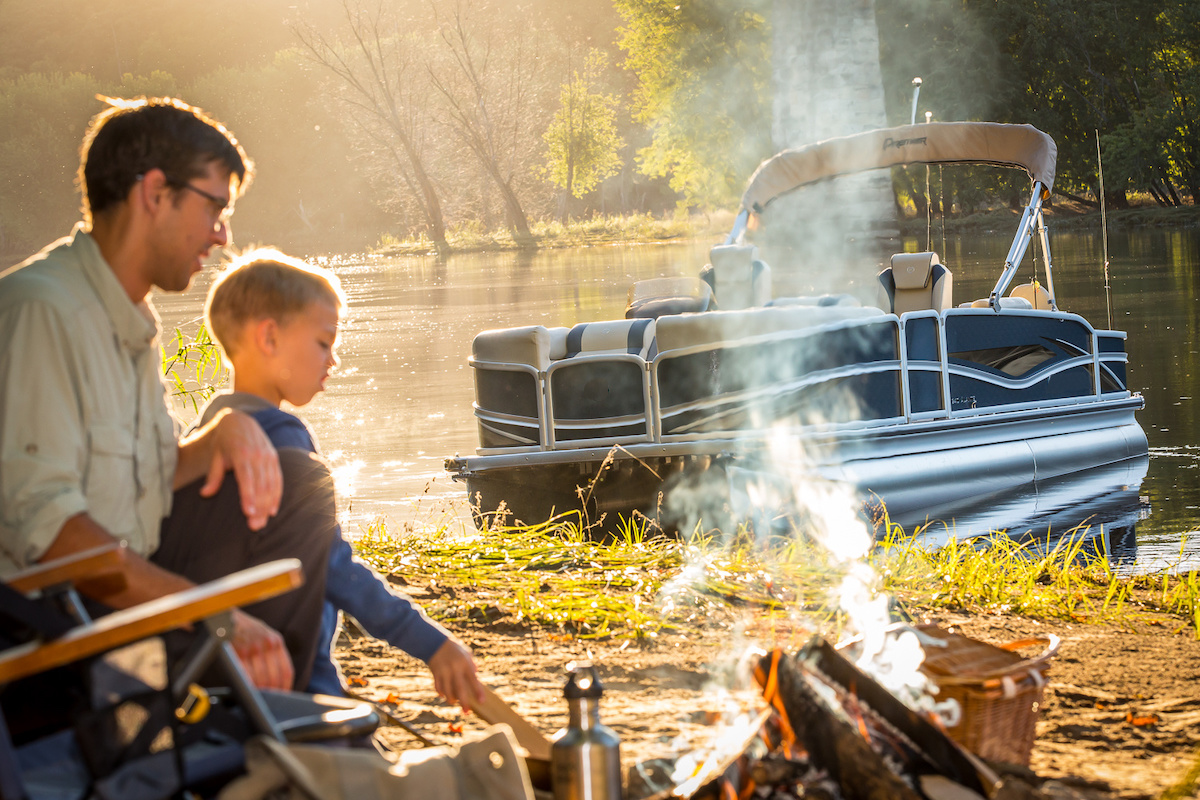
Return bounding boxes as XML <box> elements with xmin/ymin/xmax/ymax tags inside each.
<box><xmin>0</xmin><ymin>97</ymin><xmax>336</xmax><ymax>699</ymax></box>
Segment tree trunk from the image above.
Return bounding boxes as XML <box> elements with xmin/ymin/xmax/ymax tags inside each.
<box><xmin>1056</xmin><ymin>189</ymin><xmax>1100</xmax><ymax>209</ymax></box>
<box><xmin>1164</xmin><ymin>175</ymin><xmax>1182</xmax><ymax>207</ymax></box>
<box><xmin>396</xmin><ymin>131</ymin><xmax>450</xmax><ymax>255</ymax></box>
<box><xmin>1147</xmin><ymin>181</ymin><xmax>1169</xmax><ymax>207</ymax></box>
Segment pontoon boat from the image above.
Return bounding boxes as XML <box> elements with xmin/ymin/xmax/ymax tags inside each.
<box><xmin>445</xmin><ymin>122</ymin><xmax>1148</xmax><ymax>534</ymax></box>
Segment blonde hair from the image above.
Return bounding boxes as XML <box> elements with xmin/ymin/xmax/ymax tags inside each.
<box><xmin>206</xmin><ymin>247</ymin><xmax>347</xmax><ymax>357</ymax></box>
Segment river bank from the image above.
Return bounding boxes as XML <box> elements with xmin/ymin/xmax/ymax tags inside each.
<box><xmin>362</xmin><ymin>202</ymin><xmax>1200</xmax><ymax>258</ymax></box>
<box><xmin>336</xmin><ymin>608</ymin><xmax>1199</xmax><ymax>799</ymax></box>
<box><xmin>331</xmin><ymin>519</ymin><xmax>1200</xmax><ymax>799</ymax></box>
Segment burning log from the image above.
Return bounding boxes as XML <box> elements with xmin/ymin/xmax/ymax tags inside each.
<box><xmin>758</xmin><ymin>640</ymin><xmax>998</xmax><ymax>800</ymax></box>
<box><xmin>629</xmin><ymin>633</ymin><xmax>1043</xmax><ymax>800</ymax></box>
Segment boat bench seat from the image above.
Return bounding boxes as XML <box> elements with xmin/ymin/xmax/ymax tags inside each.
<box><xmin>653</xmin><ymin>305</ymin><xmax>885</xmax><ymax>353</ymax></box>
<box><xmin>472</xmin><ymin>318</ymin><xmax>658</xmax><ymax>371</ymax></box>
<box><xmin>472</xmin><ymin>324</ymin><xmax>570</xmax><ymax>370</ymax></box>
<box><xmin>562</xmin><ymin>318</ymin><xmax>657</xmax><ymax>360</ymax></box>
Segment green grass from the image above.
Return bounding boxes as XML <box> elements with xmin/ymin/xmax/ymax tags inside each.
<box><xmin>351</xmin><ymin>511</ymin><xmax>1200</xmax><ymax>642</ymax></box>
<box><xmin>352</xmin><ymin>512</ymin><xmax>850</xmax><ymax>640</ymax></box>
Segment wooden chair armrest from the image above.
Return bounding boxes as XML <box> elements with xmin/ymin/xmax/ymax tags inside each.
<box><xmin>7</xmin><ymin>544</ymin><xmax>127</xmax><ymax>594</ymax></box>
<box><xmin>0</xmin><ymin>558</ymin><xmax>302</xmax><ymax>685</ymax></box>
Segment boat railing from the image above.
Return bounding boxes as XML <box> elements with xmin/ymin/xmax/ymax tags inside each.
<box><xmin>544</xmin><ymin>352</ymin><xmax>654</xmax><ymax>450</ymax></box>
<box><xmin>469</xmin><ymin>304</ymin><xmax>1134</xmax><ymax>456</ymax></box>
<box><xmin>989</xmin><ymin>182</ymin><xmax>1055</xmax><ymax>310</ymax></box>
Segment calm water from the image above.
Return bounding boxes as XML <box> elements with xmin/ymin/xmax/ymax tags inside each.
<box><xmin>156</xmin><ymin>228</ymin><xmax>1200</xmax><ymax>573</ymax></box>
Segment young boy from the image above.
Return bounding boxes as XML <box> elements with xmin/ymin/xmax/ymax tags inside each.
<box><xmin>199</xmin><ymin>247</ymin><xmax>483</xmax><ymax>710</ymax></box>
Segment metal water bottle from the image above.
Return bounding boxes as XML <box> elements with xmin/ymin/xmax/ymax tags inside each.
<box><xmin>551</xmin><ymin>663</ymin><xmax>623</xmax><ymax>800</ymax></box>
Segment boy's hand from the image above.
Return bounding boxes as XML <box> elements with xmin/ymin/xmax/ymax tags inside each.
<box><xmin>230</xmin><ymin>609</ymin><xmax>295</xmax><ymax>690</ymax></box>
<box><xmin>200</xmin><ymin>409</ymin><xmax>282</xmax><ymax>530</ymax></box>
<box><xmin>428</xmin><ymin>638</ymin><xmax>484</xmax><ymax>713</ymax></box>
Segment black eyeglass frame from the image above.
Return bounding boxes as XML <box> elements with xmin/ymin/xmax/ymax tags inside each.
<box><xmin>173</xmin><ymin>182</ymin><xmax>234</xmax><ymax>222</ymax></box>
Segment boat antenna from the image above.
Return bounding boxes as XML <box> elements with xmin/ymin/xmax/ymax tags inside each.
<box><xmin>939</xmin><ymin>162</ymin><xmax>947</xmax><ymax>258</ymax></box>
<box><xmin>910</xmin><ymin>77</ymin><xmax>922</xmax><ymax>126</ymax></box>
<box><xmin>925</xmin><ymin>111</ymin><xmax>933</xmax><ymax>251</ymax></box>
<box><xmin>1096</xmin><ymin>129</ymin><xmax>1114</xmax><ymax>330</ymax></box>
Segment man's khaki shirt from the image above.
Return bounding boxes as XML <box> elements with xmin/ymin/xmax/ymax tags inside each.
<box><xmin>0</xmin><ymin>227</ymin><xmax>179</xmax><ymax>576</ymax></box>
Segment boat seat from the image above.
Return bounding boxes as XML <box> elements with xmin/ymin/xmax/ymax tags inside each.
<box><xmin>1010</xmin><ymin>281</ymin><xmax>1052</xmax><ymax>310</ymax></box>
<box><xmin>563</xmin><ymin>318</ymin><xmax>656</xmax><ymax>360</ymax></box>
<box><xmin>877</xmin><ymin>252</ymin><xmax>953</xmax><ymax>315</ymax></box>
<box><xmin>654</xmin><ymin>305</ymin><xmax>884</xmax><ymax>353</ymax></box>
<box><xmin>626</xmin><ymin>277</ymin><xmax>713</xmax><ymax>318</ymax></box>
<box><xmin>472</xmin><ymin>325</ymin><xmax>570</xmax><ymax>370</ymax></box>
<box><xmin>699</xmin><ymin>244</ymin><xmax>772</xmax><ymax>310</ymax></box>
<box><xmin>959</xmin><ymin>296</ymin><xmax>1033</xmax><ymax>309</ymax></box>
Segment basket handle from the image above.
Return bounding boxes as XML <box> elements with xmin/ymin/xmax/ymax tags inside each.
<box><xmin>998</xmin><ymin>634</ymin><xmax>1060</xmax><ymax>662</ymax></box>
<box><xmin>934</xmin><ymin>633</ymin><xmax>1061</xmax><ymax>686</ymax></box>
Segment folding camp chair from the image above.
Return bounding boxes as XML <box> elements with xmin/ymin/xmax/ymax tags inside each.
<box><xmin>0</xmin><ymin>550</ymin><xmax>378</xmax><ymax>800</ymax></box>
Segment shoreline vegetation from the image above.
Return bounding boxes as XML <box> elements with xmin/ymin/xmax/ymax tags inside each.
<box><xmin>346</xmin><ymin>510</ymin><xmax>1200</xmax><ymax>797</ymax></box>
<box><xmin>4</xmin><ymin>202</ymin><xmax>1195</xmax><ymax>266</ymax></box>
<box><xmin>369</xmin><ymin>202</ymin><xmax>1200</xmax><ymax>257</ymax></box>
<box><xmin>352</xmin><ymin>512</ymin><xmax>1200</xmax><ymax>643</ymax></box>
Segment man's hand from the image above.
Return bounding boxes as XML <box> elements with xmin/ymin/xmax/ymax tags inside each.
<box><xmin>189</xmin><ymin>408</ymin><xmax>282</xmax><ymax>530</ymax></box>
<box><xmin>428</xmin><ymin>638</ymin><xmax>484</xmax><ymax>713</ymax></box>
<box><xmin>230</xmin><ymin>609</ymin><xmax>294</xmax><ymax>690</ymax></box>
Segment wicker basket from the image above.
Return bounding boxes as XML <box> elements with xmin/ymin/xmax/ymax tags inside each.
<box><xmin>916</xmin><ymin>624</ymin><xmax>1060</xmax><ymax>766</ymax></box>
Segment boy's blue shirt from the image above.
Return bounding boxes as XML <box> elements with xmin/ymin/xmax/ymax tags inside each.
<box><xmin>196</xmin><ymin>391</ymin><xmax>448</xmax><ymax>695</ymax></box>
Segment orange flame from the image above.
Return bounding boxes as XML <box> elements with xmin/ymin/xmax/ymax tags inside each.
<box><xmin>752</xmin><ymin>649</ymin><xmax>799</xmax><ymax>758</ymax></box>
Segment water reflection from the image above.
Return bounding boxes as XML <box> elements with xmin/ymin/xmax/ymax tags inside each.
<box><xmin>154</xmin><ymin>229</ymin><xmax>1200</xmax><ymax>572</ymax></box>
<box><xmin>903</xmin><ymin>457</ymin><xmax>1149</xmax><ymax>575</ymax></box>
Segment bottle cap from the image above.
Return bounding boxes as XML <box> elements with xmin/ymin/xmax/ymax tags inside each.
<box><xmin>563</xmin><ymin>663</ymin><xmax>604</xmax><ymax>699</ymax></box>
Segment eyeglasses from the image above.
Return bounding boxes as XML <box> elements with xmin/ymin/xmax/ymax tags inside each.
<box><xmin>176</xmin><ymin>182</ymin><xmax>233</xmax><ymax>223</ymax></box>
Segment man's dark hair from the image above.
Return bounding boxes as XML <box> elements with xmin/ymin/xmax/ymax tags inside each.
<box><xmin>79</xmin><ymin>96</ymin><xmax>254</xmax><ymax>224</ymax></box>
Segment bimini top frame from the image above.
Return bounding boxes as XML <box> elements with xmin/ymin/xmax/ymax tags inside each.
<box><xmin>725</xmin><ymin>121</ymin><xmax>1061</xmax><ymax>313</ymax></box>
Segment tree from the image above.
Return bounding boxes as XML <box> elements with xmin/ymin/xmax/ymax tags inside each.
<box><xmin>295</xmin><ymin>2</ymin><xmax>451</xmax><ymax>255</ymax></box>
<box><xmin>426</xmin><ymin>2</ymin><xmax>546</xmax><ymax>246</ymax></box>
<box><xmin>614</xmin><ymin>0</ymin><xmax>771</xmax><ymax>211</ymax></box>
<box><xmin>542</xmin><ymin>50</ymin><xmax>624</xmax><ymax>217</ymax></box>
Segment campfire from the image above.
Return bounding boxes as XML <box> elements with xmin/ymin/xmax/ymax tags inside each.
<box><xmin>626</xmin><ymin>626</ymin><xmax>1057</xmax><ymax>800</ymax></box>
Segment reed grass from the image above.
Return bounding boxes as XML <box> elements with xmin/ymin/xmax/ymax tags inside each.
<box><xmin>351</xmin><ymin>511</ymin><xmax>1200</xmax><ymax>642</ymax></box>
<box><xmin>161</xmin><ymin>325</ymin><xmax>227</xmax><ymax>412</ymax></box>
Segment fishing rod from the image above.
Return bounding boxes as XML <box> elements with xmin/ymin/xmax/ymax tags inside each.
<box><xmin>1096</xmin><ymin>130</ymin><xmax>1114</xmax><ymax>330</ymax></box>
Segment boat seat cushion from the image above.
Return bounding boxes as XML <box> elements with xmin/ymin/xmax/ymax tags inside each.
<box><xmin>878</xmin><ymin>252</ymin><xmax>953</xmax><ymax>315</ymax></box>
<box><xmin>703</xmin><ymin>244</ymin><xmax>772</xmax><ymax>309</ymax></box>
<box><xmin>653</xmin><ymin>305</ymin><xmax>884</xmax><ymax>353</ymax></box>
<box><xmin>563</xmin><ymin>318</ymin><xmax>657</xmax><ymax>360</ymax></box>
<box><xmin>1010</xmin><ymin>282</ymin><xmax>1052</xmax><ymax>309</ymax></box>
<box><xmin>625</xmin><ymin>277</ymin><xmax>713</xmax><ymax>318</ymax></box>
<box><xmin>961</xmin><ymin>297</ymin><xmax>1034</xmax><ymax>309</ymax></box>
<box><xmin>472</xmin><ymin>325</ymin><xmax>570</xmax><ymax>369</ymax></box>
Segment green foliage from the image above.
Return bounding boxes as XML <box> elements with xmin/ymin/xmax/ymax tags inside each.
<box><xmin>3</xmin><ymin>0</ymin><xmax>1197</xmax><ymax>258</ymax></box>
<box><xmin>161</xmin><ymin>326</ymin><xmax>227</xmax><ymax>413</ymax></box>
<box><xmin>614</xmin><ymin>0</ymin><xmax>772</xmax><ymax>211</ymax></box>
<box><xmin>542</xmin><ymin>51</ymin><xmax>624</xmax><ymax>200</ymax></box>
